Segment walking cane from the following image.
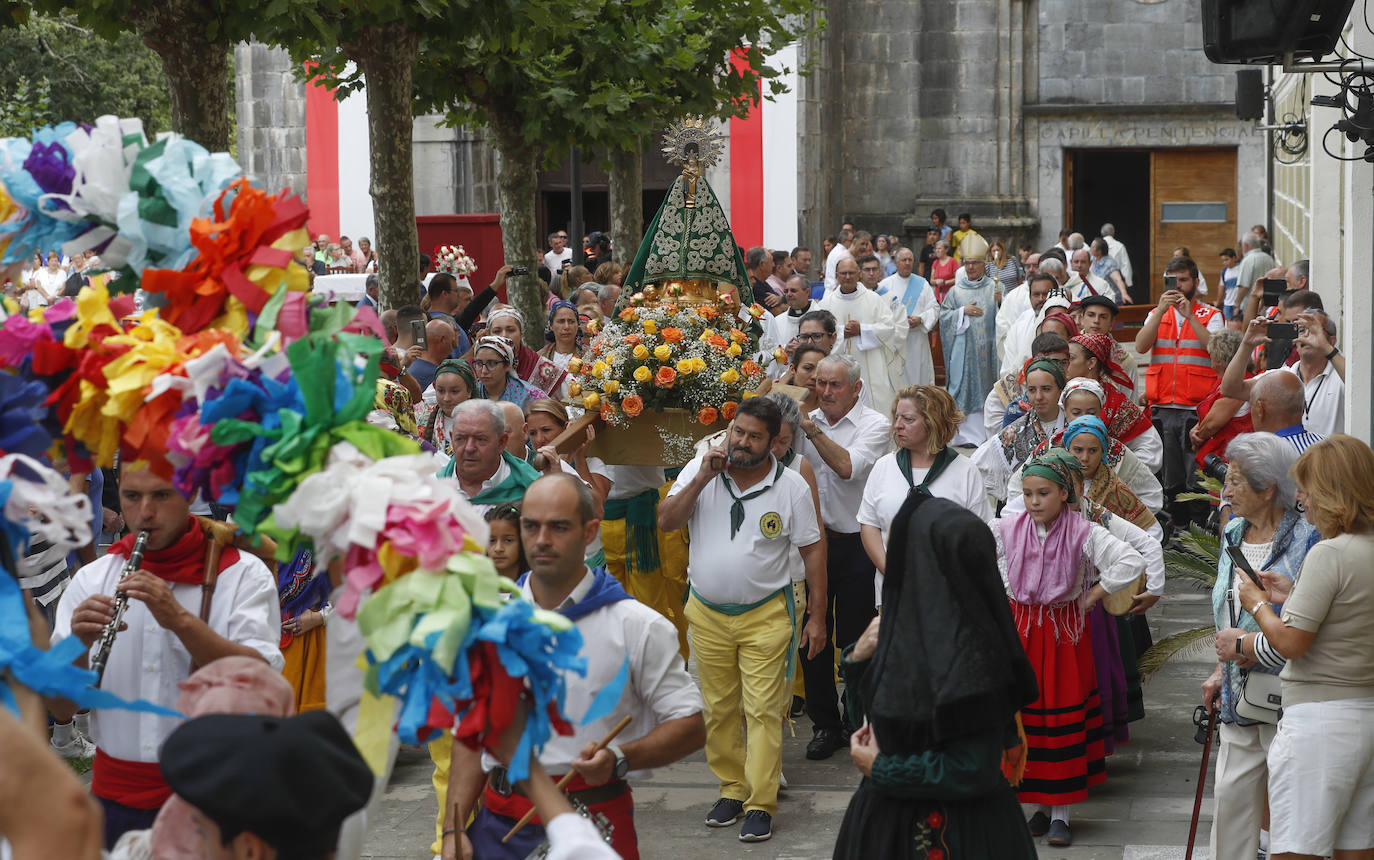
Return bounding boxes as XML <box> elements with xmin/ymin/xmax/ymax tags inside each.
<box><xmin>1185</xmin><ymin>705</ymin><xmax>1218</xmax><ymax>860</ymax></box>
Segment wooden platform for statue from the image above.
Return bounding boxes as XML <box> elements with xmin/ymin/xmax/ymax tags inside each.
<box><xmin>549</xmin><ymin>410</ymin><xmax>727</xmax><ymax>467</ymax></box>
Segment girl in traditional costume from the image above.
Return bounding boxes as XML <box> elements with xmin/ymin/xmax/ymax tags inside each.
<box><xmin>836</xmin><ymin>494</ymin><xmax>1040</xmax><ymax>859</ymax></box>
<box><xmin>1006</xmin><ymin>378</ymin><xmax>1166</xmax><ymax>514</ymax></box>
<box><xmin>414</xmin><ymin>359</ymin><xmax>476</xmax><ymax>458</ymax></box>
<box><xmin>536</xmin><ymin>300</ymin><xmax>583</xmax><ymax>400</ymax></box>
<box><xmin>485</xmin><ymin>307</ymin><xmax>568</xmax><ymax>397</ymax></box>
<box><xmin>1066</xmin><ymin>333</ymin><xmax>1163</xmax><ymax>472</ymax></box>
<box><xmin>471</xmin><ymin>335</ymin><xmax>547</xmax><ymax>411</ymax></box>
<box><xmin>972</xmin><ymin>357</ymin><xmax>1066</xmax><ymax>502</ymax></box>
<box><xmin>995</xmin><ymin>450</ymin><xmax>1147</xmax><ymax>847</ymax></box>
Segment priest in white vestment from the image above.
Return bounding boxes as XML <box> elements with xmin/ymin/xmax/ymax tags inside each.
<box><xmin>819</xmin><ymin>256</ymin><xmax>906</xmax><ymax>414</ymax></box>
<box><xmin>876</xmin><ymin>248</ymin><xmax>938</xmax><ymax>387</ymax></box>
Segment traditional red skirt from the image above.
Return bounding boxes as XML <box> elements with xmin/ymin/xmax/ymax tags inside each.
<box><xmin>1010</xmin><ymin>599</ymin><xmax>1107</xmax><ymax>805</ymax></box>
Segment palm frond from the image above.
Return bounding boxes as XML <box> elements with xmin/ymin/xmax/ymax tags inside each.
<box><xmin>1176</xmin><ymin>491</ymin><xmax>1219</xmax><ymax>505</ymax></box>
<box><xmin>1138</xmin><ymin>626</ymin><xmax>1215</xmax><ymax>682</ymax></box>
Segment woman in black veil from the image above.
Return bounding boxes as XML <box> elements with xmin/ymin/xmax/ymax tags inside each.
<box><xmin>834</xmin><ymin>493</ymin><xmax>1040</xmax><ymax>859</ymax></box>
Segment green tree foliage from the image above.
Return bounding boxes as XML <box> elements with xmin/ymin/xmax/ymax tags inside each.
<box><xmin>0</xmin><ymin>11</ymin><xmax>171</xmax><ymax>135</ymax></box>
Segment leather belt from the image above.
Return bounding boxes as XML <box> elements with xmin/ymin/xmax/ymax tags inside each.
<box><xmin>488</xmin><ymin>767</ymin><xmax>628</xmax><ymax>806</ymax></box>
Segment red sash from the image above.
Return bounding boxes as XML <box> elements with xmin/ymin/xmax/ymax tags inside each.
<box><xmin>91</xmin><ymin>749</ymin><xmax>171</xmax><ymax>809</ymax></box>
<box><xmin>483</xmin><ymin>776</ymin><xmax>637</xmax><ymax>859</ymax></box>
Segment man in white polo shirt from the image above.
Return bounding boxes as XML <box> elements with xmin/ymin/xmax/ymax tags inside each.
<box><xmin>795</xmin><ymin>352</ymin><xmax>891</xmax><ymax>761</ymax></box>
<box><xmin>659</xmin><ymin>397</ymin><xmax>826</xmax><ymax>844</ymax></box>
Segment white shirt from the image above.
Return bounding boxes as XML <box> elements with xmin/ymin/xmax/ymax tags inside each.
<box><xmin>52</xmin><ymin>552</ymin><xmax>283</xmax><ymax>762</ymax></box>
<box><xmin>971</xmin><ymin>410</ymin><xmax>1066</xmax><ymax>501</ymax></box>
<box><xmin>859</xmin><ymin>450</ymin><xmax>991</xmax><ymax>606</ymax></box>
<box><xmin>543</xmin><ymin>248</ymin><xmax>573</xmax><ymax>273</ymax></box>
<box><xmin>1104</xmin><ymin>235</ymin><xmax>1133</xmax><ymax>286</ymax></box>
<box><xmin>481</xmin><ymin>569</ymin><xmax>701</xmax><ymax>774</ymax></box>
<box><xmin>1280</xmin><ymin>361</ymin><xmax>1344</xmax><ymax>438</ymax></box>
<box><xmin>667</xmin><ymin>454</ymin><xmax>820</xmax><ymax>603</ymax></box>
<box><xmin>995</xmin><ymin>281</ymin><xmax>1031</xmax><ymax>359</ymax></box>
<box><xmin>604</xmin><ymin>465</ymin><xmax>666</xmax><ymax>501</ymax></box>
<box><xmin>999</xmin><ymin>307</ymin><xmax>1039</xmax><ymax>378</ymax></box>
<box><xmin>799</xmin><ymin>401</ymin><xmax>892</xmax><ymax>533</ymax></box>
<box><xmin>823</xmin><ymin>243</ymin><xmax>854</xmax><ymax>290</ymax></box>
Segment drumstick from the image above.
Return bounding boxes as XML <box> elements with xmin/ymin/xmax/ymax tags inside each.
<box><xmin>501</xmin><ymin>714</ymin><xmax>634</xmax><ymax>843</ymax></box>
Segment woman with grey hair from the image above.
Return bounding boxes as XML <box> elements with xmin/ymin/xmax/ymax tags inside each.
<box><xmin>1203</xmin><ymin>432</ymin><xmax>1319</xmax><ymax>860</ymax></box>
<box><xmin>1190</xmin><ymin>327</ymin><xmax>1253</xmax><ymax>469</ymax></box>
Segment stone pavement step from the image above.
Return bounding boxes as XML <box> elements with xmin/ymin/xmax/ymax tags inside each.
<box><xmin>361</xmin><ymin>585</ymin><xmax>1221</xmax><ymax>859</ymax></box>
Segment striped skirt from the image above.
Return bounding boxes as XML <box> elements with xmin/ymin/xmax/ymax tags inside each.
<box><xmin>1011</xmin><ymin>599</ymin><xmax>1108</xmax><ymax>805</ymax></box>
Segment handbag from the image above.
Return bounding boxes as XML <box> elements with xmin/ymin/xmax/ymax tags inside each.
<box><xmin>1226</xmin><ymin>535</ymin><xmax>1282</xmax><ymax>724</ymax></box>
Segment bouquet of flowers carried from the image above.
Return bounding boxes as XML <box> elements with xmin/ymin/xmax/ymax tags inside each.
<box><xmin>568</xmin><ymin>281</ymin><xmax>767</xmax><ymax>429</ymax></box>
<box><xmin>433</xmin><ymin>244</ymin><xmax>477</xmax><ymax>277</ymax></box>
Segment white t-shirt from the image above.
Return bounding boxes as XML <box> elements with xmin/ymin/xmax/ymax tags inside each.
<box><xmin>667</xmin><ymin>454</ymin><xmax>820</xmax><ymax>604</ymax></box>
<box><xmin>858</xmin><ymin>450</ymin><xmax>991</xmax><ymax>605</ymax></box>
<box><xmin>1279</xmin><ymin>361</ymin><xmax>1344</xmax><ymax>438</ymax></box>
<box><xmin>543</xmin><ymin>248</ymin><xmax>573</xmax><ymax>273</ymax></box>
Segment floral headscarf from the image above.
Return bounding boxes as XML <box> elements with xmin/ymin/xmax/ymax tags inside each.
<box><xmin>1072</xmin><ymin>332</ymin><xmax>1133</xmax><ymax>391</ymax></box>
<box><xmin>1060</xmin><ymin>377</ymin><xmax>1106</xmax><ymax>408</ymax></box>
<box><xmin>474</xmin><ymin>335</ymin><xmax>515</xmax><ymax>369</ymax></box>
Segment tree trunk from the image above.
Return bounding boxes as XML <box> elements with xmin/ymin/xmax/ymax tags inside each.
<box><xmin>345</xmin><ymin>24</ymin><xmax>421</xmax><ymax>311</ymax></box>
<box><xmin>608</xmin><ymin>145</ymin><xmax>644</xmax><ymax>266</ymax></box>
<box><xmin>125</xmin><ymin>0</ymin><xmax>231</xmax><ymax>151</ymax></box>
<box><xmin>491</xmin><ymin>115</ymin><xmax>546</xmax><ymax>350</ymax></box>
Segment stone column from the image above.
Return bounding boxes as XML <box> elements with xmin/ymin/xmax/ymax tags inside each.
<box><xmin>233</xmin><ymin>42</ymin><xmax>307</xmax><ymax>197</ymax></box>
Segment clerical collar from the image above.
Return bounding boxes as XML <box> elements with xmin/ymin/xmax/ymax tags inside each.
<box><xmin>787</xmin><ymin>306</ymin><xmax>808</xmax><ymax>317</ymax></box>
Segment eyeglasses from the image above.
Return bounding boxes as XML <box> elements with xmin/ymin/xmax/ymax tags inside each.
<box><xmin>797</xmin><ymin>333</ymin><xmax>828</xmax><ymax>342</ymax></box>
<box><xmin>471</xmin><ymin>359</ymin><xmax>506</xmax><ymax>370</ymax></box>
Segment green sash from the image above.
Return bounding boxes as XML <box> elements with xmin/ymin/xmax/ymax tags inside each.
<box><xmin>438</xmin><ymin>451</ymin><xmax>541</xmax><ymax>505</ymax></box>
<box><xmin>895</xmin><ymin>446</ymin><xmax>957</xmax><ymax>496</ymax></box>
<box><xmin>690</xmin><ymin>585</ymin><xmax>798</xmax><ymax>679</ymax></box>
<box><xmin>602</xmin><ymin>488</ymin><xmax>662</xmax><ymax>575</ymax></box>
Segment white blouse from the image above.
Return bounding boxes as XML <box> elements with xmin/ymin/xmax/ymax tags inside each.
<box><xmin>993</xmin><ymin>515</ymin><xmax>1147</xmax><ymax>604</ymax></box>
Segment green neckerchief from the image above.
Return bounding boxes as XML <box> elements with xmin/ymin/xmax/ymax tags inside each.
<box><xmin>690</xmin><ymin>585</ymin><xmax>797</xmax><ymax>678</ymax></box>
<box><xmin>895</xmin><ymin>446</ymin><xmax>958</xmax><ymax>496</ymax></box>
<box><xmin>721</xmin><ymin>459</ymin><xmax>786</xmax><ymax>538</ymax></box>
<box><xmin>438</xmin><ymin>451</ymin><xmax>540</xmax><ymax>505</ymax></box>
<box><xmin>780</xmin><ymin>447</ymin><xmax>797</xmax><ymax>468</ymax></box>
<box><xmin>602</xmin><ymin>488</ymin><xmax>662</xmax><ymax>574</ymax></box>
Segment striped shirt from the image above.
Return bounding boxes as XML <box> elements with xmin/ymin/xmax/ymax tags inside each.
<box><xmin>1275</xmin><ymin>423</ymin><xmax>1325</xmax><ymax>454</ymax></box>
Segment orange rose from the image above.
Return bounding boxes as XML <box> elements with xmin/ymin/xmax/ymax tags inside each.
<box><xmin>729</xmin><ymin>328</ymin><xmax>747</xmax><ymax>343</ymax></box>
<box><xmin>662</xmin><ymin>327</ymin><xmax>684</xmax><ymax>343</ymax></box>
<box><xmin>622</xmin><ymin>394</ymin><xmax>645</xmax><ymax>417</ymax></box>
<box><xmin>721</xmin><ymin>401</ymin><xmax>738</xmax><ymax>420</ymax></box>
<box><xmin>708</xmin><ymin>334</ymin><xmax>729</xmax><ymax>350</ymax></box>
<box><xmin>698</xmin><ymin>406</ymin><xmax>719</xmax><ymax>425</ymax></box>
<box><xmin>741</xmin><ymin>359</ymin><xmax>761</xmax><ymax>377</ymax></box>
<box><xmin>624</xmin><ymin>333</ymin><xmax>642</xmax><ymax>347</ymax></box>
<box><xmin>619</xmin><ymin>308</ymin><xmax>637</xmax><ymax>322</ymax></box>
<box><xmin>601</xmin><ymin>403</ymin><xmax>616</xmax><ymax>422</ymax></box>
<box><xmin>664</xmin><ymin>304</ymin><xmax>679</xmax><ymax>314</ymax></box>
<box><xmin>654</xmin><ymin>366</ymin><xmax>677</xmax><ymax>388</ymax></box>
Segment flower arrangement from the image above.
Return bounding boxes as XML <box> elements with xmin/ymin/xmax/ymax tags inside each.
<box><xmin>567</xmin><ymin>282</ymin><xmax>767</xmax><ymax>427</ymax></box>
<box><xmin>433</xmin><ymin>244</ymin><xmax>477</xmax><ymax>276</ymax></box>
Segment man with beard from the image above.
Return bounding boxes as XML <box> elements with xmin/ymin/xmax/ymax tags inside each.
<box><xmin>659</xmin><ymin>397</ymin><xmax>826</xmax><ymax>843</ymax></box>
<box><xmin>1134</xmin><ymin>255</ymin><xmax>1223</xmax><ymax>523</ymax></box>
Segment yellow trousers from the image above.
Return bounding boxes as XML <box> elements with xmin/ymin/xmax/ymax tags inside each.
<box><xmin>601</xmin><ymin>486</ymin><xmax>690</xmax><ymax>659</ymax></box>
<box><xmin>686</xmin><ymin>591</ymin><xmax>792</xmax><ymax>815</ymax></box>
<box><xmin>280</xmin><ymin>625</ymin><xmax>327</xmax><ymax>713</ymax></box>
<box><xmin>428</xmin><ymin>733</ymin><xmax>451</xmax><ymax>856</ymax></box>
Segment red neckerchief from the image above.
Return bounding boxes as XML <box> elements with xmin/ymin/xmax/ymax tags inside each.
<box><xmin>109</xmin><ymin>517</ymin><xmax>240</xmax><ymax>585</ymax></box>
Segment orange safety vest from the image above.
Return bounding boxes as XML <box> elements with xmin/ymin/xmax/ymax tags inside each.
<box><xmin>1145</xmin><ymin>305</ymin><xmax>1220</xmax><ymax>407</ymax></box>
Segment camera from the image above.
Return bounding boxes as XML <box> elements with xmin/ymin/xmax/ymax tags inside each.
<box><xmin>1202</xmin><ymin>453</ymin><xmax>1229</xmax><ymax>482</ymax></box>
<box><xmin>510</xmin><ymin>266</ymin><xmax>529</xmax><ymax>276</ymax></box>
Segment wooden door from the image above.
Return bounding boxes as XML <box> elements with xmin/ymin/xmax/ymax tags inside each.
<box><xmin>1148</xmin><ymin>148</ymin><xmax>1238</xmax><ymax>305</ymax></box>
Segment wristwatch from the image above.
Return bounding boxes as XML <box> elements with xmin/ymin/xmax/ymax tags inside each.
<box><xmin>608</xmin><ymin>744</ymin><xmax>629</xmax><ymax>779</ymax></box>
<box><xmin>1325</xmin><ymin>346</ymin><xmax>1340</xmax><ymax>360</ymax></box>
<box><xmin>1235</xmin><ymin>634</ymin><xmax>1244</xmax><ymax>656</ymax></box>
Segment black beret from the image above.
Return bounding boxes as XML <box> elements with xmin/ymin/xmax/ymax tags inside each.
<box><xmin>160</xmin><ymin>711</ymin><xmax>373</xmax><ymax>854</ymax></box>
<box><xmin>1079</xmin><ymin>294</ymin><xmax>1119</xmax><ymax>315</ymax></box>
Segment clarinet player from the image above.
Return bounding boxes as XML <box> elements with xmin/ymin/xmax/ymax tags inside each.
<box><xmin>50</xmin><ymin>464</ymin><xmax>283</xmax><ymax>849</ymax></box>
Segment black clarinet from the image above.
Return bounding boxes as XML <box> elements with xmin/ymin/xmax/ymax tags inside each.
<box><xmin>90</xmin><ymin>530</ymin><xmax>148</xmax><ymax>686</ymax></box>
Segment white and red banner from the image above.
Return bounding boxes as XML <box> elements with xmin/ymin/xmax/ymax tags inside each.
<box><xmin>727</xmin><ymin>44</ymin><xmax>799</xmax><ymax>252</ymax></box>
<box><xmin>304</xmin><ymin>67</ymin><xmax>375</xmax><ymax>245</ymax></box>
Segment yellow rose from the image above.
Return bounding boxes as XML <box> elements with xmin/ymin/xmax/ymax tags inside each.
<box><xmin>568</xmin><ymin>357</ymin><xmax>583</xmax><ymax>373</ymax></box>
<box><xmin>583</xmin><ymin>392</ymin><xmax>601</xmax><ymax>409</ymax></box>
<box><xmin>653</xmin><ymin>344</ymin><xmax>672</xmax><ymax>361</ymax></box>
<box><xmin>592</xmin><ymin>360</ymin><xmax>608</xmax><ymax>379</ymax></box>
<box><xmin>699</xmin><ymin>330</ymin><xmax>713</xmax><ymax>342</ymax></box>
<box><xmin>603</xmin><ymin>379</ymin><xmax>620</xmax><ymax>394</ymax></box>
<box><xmin>692</xmin><ymin>357</ymin><xmax>706</xmax><ymax>372</ymax></box>
<box><xmin>676</xmin><ymin>358</ymin><xmax>694</xmax><ymax>374</ymax></box>
<box><xmin>727</xmin><ymin>343</ymin><xmax>742</xmax><ymax>357</ymax></box>
<box><xmin>633</xmin><ymin>365</ymin><xmax>652</xmax><ymax>383</ymax></box>
<box><xmin>642</xmin><ymin>319</ymin><xmax>658</xmax><ymax>335</ymax></box>
<box><xmin>720</xmin><ymin>368</ymin><xmax>740</xmax><ymax>385</ymax></box>
<box><xmin>568</xmin><ymin>380</ymin><xmax>582</xmax><ymax>397</ymax></box>
<box><xmin>633</xmin><ymin>344</ymin><xmax>650</xmax><ymax>360</ymax></box>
